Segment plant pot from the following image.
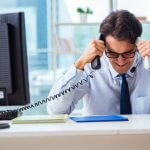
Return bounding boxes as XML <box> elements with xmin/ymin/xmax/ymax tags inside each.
<box><xmin>79</xmin><ymin>13</ymin><xmax>87</xmax><ymax>23</ymax></box>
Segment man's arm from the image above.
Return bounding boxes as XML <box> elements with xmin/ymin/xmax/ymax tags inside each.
<box><xmin>47</xmin><ymin>39</ymin><xmax>105</xmax><ymax>114</ymax></box>
<box><xmin>47</xmin><ymin>64</ymin><xmax>90</xmax><ymax>114</ymax></box>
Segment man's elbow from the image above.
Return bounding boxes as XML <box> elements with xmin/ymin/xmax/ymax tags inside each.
<box><xmin>47</xmin><ymin>102</ymin><xmax>71</xmax><ymax>115</ymax></box>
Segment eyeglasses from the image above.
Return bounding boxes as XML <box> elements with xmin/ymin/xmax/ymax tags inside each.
<box><xmin>105</xmin><ymin>47</ymin><xmax>137</xmax><ymax>58</ymax></box>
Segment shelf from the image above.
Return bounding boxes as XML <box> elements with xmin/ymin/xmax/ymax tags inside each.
<box><xmin>55</xmin><ymin>21</ymin><xmax>150</xmax><ymax>26</ymax></box>
<box><xmin>55</xmin><ymin>22</ymin><xmax>100</xmax><ymax>26</ymax></box>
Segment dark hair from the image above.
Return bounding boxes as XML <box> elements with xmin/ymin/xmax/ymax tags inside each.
<box><xmin>100</xmin><ymin>10</ymin><xmax>142</xmax><ymax>44</ymax></box>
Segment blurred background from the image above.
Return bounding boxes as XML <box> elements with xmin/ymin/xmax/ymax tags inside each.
<box><xmin>1</xmin><ymin>0</ymin><xmax>150</xmax><ymax>115</ymax></box>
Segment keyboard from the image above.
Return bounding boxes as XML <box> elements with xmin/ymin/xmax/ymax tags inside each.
<box><xmin>0</xmin><ymin>110</ymin><xmax>19</xmax><ymax>120</ymax></box>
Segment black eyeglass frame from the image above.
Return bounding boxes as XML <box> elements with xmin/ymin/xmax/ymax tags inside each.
<box><xmin>105</xmin><ymin>46</ymin><xmax>138</xmax><ymax>58</ymax></box>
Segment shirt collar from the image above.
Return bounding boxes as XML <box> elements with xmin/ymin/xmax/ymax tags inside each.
<box><xmin>104</xmin><ymin>52</ymin><xmax>141</xmax><ymax>79</ymax></box>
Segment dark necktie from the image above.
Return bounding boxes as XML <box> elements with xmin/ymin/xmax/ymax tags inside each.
<box><xmin>120</xmin><ymin>74</ymin><xmax>132</xmax><ymax>114</ymax></box>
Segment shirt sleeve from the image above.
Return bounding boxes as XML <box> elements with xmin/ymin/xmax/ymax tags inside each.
<box><xmin>47</xmin><ymin>64</ymin><xmax>90</xmax><ymax>114</ymax></box>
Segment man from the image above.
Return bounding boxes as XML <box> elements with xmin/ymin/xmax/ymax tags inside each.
<box><xmin>47</xmin><ymin>10</ymin><xmax>150</xmax><ymax>115</ymax></box>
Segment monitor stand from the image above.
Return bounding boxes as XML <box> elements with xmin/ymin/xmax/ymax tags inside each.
<box><xmin>0</xmin><ymin>123</ymin><xmax>10</xmax><ymax>129</ymax></box>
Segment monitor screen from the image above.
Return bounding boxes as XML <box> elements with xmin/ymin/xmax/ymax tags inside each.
<box><xmin>0</xmin><ymin>12</ymin><xmax>30</xmax><ymax>106</ymax></box>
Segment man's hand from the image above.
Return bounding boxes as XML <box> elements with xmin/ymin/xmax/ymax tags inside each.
<box><xmin>137</xmin><ymin>40</ymin><xmax>150</xmax><ymax>58</ymax></box>
<box><xmin>75</xmin><ymin>40</ymin><xmax>105</xmax><ymax>70</ymax></box>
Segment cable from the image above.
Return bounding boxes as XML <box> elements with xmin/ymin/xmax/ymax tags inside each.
<box><xmin>0</xmin><ymin>71</ymin><xmax>95</xmax><ymax>120</ymax></box>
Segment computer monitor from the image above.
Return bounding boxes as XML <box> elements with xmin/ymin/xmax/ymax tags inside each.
<box><xmin>0</xmin><ymin>12</ymin><xmax>30</xmax><ymax>107</ymax></box>
<box><xmin>0</xmin><ymin>12</ymin><xmax>30</xmax><ymax>129</ymax></box>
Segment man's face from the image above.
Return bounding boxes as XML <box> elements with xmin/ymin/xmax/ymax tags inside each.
<box><xmin>105</xmin><ymin>35</ymin><xmax>136</xmax><ymax>74</ymax></box>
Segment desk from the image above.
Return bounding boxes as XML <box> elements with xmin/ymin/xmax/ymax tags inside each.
<box><xmin>0</xmin><ymin>115</ymin><xmax>150</xmax><ymax>150</ymax></box>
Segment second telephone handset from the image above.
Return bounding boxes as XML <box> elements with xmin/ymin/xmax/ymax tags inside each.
<box><xmin>91</xmin><ymin>34</ymin><xmax>105</xmax><ymax>70</ymax></box>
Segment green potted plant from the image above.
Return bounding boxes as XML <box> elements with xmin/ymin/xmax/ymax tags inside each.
<box><xmin>77</xmin><ymin>7</ymin><xmax>93</xmax><ymax>23</ymax></box>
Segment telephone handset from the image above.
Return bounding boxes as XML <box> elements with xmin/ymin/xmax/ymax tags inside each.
<box><xmin>91</xmin><ymin>34</ymin><xmax>105</xmax><ymax>69</ymax></box>
<box><xmin>136</xmin><ymin>38</ymin><xmax>150</xmax><ymax>70</ymax></box>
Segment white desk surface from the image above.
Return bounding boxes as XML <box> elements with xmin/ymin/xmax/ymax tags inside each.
<box><xmin>1</xmin><ymin>114</ymin><xmax>150</xmax><ymax>150</ymax></box>
<box><xmin>0</xmin><ymin>114</ymin><xmax>150</xmax><ymax>137</ymax></box>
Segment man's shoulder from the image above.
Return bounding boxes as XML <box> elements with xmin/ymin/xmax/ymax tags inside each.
<box><xmin>137</xmin><ymin>57</ymin><xmax>150</xmax><ymax>76</ymax></box>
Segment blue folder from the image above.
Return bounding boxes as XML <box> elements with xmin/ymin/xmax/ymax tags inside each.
<box><xmin>70</xmin><ymin>115</ymin><xmax>128</xmax><ymax>122</ymax></box>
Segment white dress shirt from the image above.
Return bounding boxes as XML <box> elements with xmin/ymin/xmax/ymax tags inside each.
<box><xmin>47</xmin><ymin>52</ymin><xmax>150</xmax><ymax>115</ymax></box>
